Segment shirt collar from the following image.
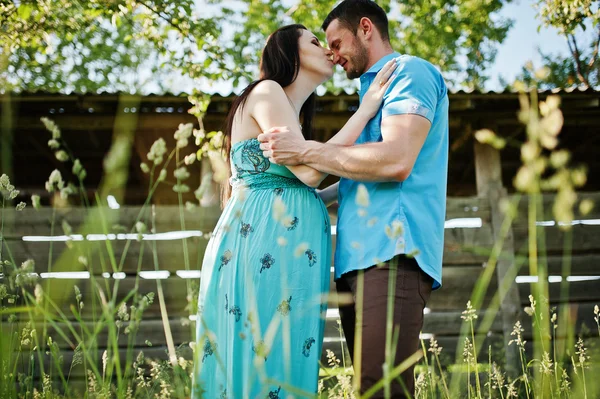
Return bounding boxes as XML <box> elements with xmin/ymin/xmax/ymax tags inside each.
<box><xmin>362</xmin><ymin>52</ymin><xmax>401</xmax><ymax>76</ymax></box>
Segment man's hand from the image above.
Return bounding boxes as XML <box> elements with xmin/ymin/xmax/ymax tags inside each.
<box><xmin>257</xmin><ymin>126</ymin><xmax>308</xmax><ymax>166</ymax></box>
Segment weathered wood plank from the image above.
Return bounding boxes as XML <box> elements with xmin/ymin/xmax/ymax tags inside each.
<box><xmin>420</xmin><ymin>302</ymin><xmax>600</xmax><ymax>338</ymax></box>
<box><xmin>3</xmin><ymin>237</ymin><xmax>209</xmax><ymax>273</ymax></box>
<box><xmin>512</xmin><ymin>224</ymin><xmax>600</xmax><ymax>254</ymax></box>
<box><xmin>5</xmin><ymin>277</ymin><xmax>193</xmax><ymax>317</ymax></box>
<box><xmin>536</xmin><ymin>254</ymin><xmax>600</xmax><ymax>275</ymax></box>
<box><xmin>2</xmin><ymin>205</ymin><xmax>221</xmax><ymax>238</ymax></box>
<box><xmin>445</xmin><ymin>197</ymin><xmax>491</xmax><ymax>220</ymax></box>
<box><xmin>428</xmin><ymin>266</ymin><xmax>600</xmax><ymax>311</ymax></box>
<box><xmin>512</xmin><ymin>192</ymin><xmax>600</xmax><ymax>222</ymax></box>
<box><xmin>433</xmin><ymin>335</ymin><xmax>600</xmax><ymax>366</ymax></box>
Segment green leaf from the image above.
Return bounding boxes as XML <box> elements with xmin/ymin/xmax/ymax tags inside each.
<box><xmin>17</xmin><ymin>4</ymin><xmax>34</xmax><ymax>20</ymax></box>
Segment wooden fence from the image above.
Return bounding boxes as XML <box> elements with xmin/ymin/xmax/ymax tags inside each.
<box><xmin>2</xmin><ymin>189</ymin><xmax>599</xmax><ymax>383</ymax></box>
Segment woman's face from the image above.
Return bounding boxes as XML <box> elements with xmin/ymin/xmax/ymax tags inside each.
<box><xmin>298</xmin><ymin>29</ymin><xmax>334</xmax><ymax>83</ymax></box>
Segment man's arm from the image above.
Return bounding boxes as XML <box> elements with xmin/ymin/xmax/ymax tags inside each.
<box><xmin>269</xmin><ymin>113</ymin><xmax>430</xmax><ymax>182</ymax></box>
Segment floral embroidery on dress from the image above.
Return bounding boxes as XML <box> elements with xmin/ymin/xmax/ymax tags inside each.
<box><xmin>302</xmin><ymin>337</ymin><xmax>316</xmax><ymax>357</ymax></box>
<box><xmin>276</xmin><ymin>296</ymin><xmax>292</xmax><ymax>316</ymax></box>
<box><xmin>240</xmin><ymin>221</ymin><xmax>254</xmax><ymax>238</ymax></box>
<box><xmin>259</xmin><ymin>253</ymin><xmax>275</xmax><ymax>273</ymax></box>
<box><xmin>233</xmin><ymin>163</ymin><xmax>244</xmax><ymax>178</ymax></box>
<box><xmin>218</xmin><ymin>250</ymin><xmax>233</xmax><ymax>272</ymax></box>
<box><xmin>273</xmin><ymin>187</ymin><xmax>284</xmax><ymax>196</ymax></box>
<box><xmin>285</xmin><ymin>216</ymin><xmax>299</xmax><ymax>231</ymax></box>
<box><xmin>202</xmin><ymin>338</ymin><xmax>217</xmax><ymax>362</ymax></box>
<box><xmin>240</xmin><ymin>139</ymin><xmax>270</xmax><ymax>175</ymax></box>
<box><xmin>225</xmin><ymin>294</ymin><xmax>242</xmax><ymax>322</ymax></box>
<box><xmin>230</xmin><ymin>306</ymin><xmax>242</xmax><ymax>322</ymax></box>
<box><xmin>305</xmin><ymin>249</ymin><xmax>317</xmax><ymax>267</ymax></box>
<box><xmin>219</xmin><ymin>388</ymin><xmax>227</xmax><ymax>399</ymax></box>
<box><xmin>268</xmin><ymin>387</ymin><xmax>281</xmax><ymax>399</ymax></box>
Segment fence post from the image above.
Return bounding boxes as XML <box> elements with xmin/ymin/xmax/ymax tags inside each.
<box><xmin>1</xmin><ymin>93</ymin><xmax>13</xmax><ymax>181</ymax></box>
<box><xmin>474</xmin><ymin>138</ymin><xmax>521</xmax><ymax>377</ymax></box>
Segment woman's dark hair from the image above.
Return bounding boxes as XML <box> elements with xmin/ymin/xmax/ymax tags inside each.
<box><xmin>322</xmin><ymin>0</ymin><xmax>389</xmax><ymax>42</ymax></box>
<box><xmin>220</xmin><ymin>24</ymin><xmax>316</xmax><ymax>206</ymax></box>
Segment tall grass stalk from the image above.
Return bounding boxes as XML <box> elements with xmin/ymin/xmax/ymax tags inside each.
<box><xmin>488</xmin><ymin>347</ymin><xmax>492</xmax><ymax>399</ymax></box>
<box><xmin>557</xmin><ymin>228</ymin><xmax>573</xmax><ymax>366</ymax></box>
<box><xmin>469</xmin><ymin>312</ymin><xmax>482</xmax><ymax>398</ymax></box>
<box><xmin>174</xmin><ymin>146</ymin><xmax>194</xmax><ymax>318</ymax></box>
<box><xmin>151</xmin><ymin>205</ymin><xmax>178</xmax><ymax>367</ymax></box>
<box><xmin>383</xmin><ymin>265</ymin><xmax>397</xmax><ymax>399</ymax></box>
<box><xmin>352</xmin><ymin>271</ymin><xmax>364</xmax><ymax>394</ymax></box>
<box><xmin>523</xmin><ymin>89</ymin><xmax>551</xmax><ymax>397</ymax></box>
<box><xmin>42</xmin><ymin>206</ymin><xmax>57</xmax><ymax>362</ymax></box>
<box><xmin>362</xmin><ymin>350</ymin><xmax>423</xmax><ymax>399</ymax></box>
<box><xmin>420</xmin><ymin>339</ymin><xmax>435</xmax><ymax>398</ymax></box>
<box><xmin>449</xmin><ymin>194</ymin><xmax>520</xmax><ymax>397</ymax></box>
<box><xmin>429</xmin><ymin>337</ymin><xmax>450</xmax><ymax>399</ymax></box>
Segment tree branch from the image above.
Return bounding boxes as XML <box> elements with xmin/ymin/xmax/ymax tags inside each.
<box><xmin>588</xmin><ymin>23</ymin><xmax>600</xmax><ymax>70</ymax></box>
<box><xmin>566</xmin><ymin>33</ymin><xmax>591</xmax><ymax>87</ymax></box>
<box><xmin>134</xmin><ymin>0</ymin><xmax>198</xmax><ymax>46</ymax></box>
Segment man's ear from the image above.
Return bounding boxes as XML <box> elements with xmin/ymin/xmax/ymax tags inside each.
<box><xmin>358</xmin><ymin>17</ymin><xmax>374</xmax><ymax>40</ymax></box>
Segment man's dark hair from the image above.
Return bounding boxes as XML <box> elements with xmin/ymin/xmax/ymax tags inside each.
<box><xmin>322</xmin><ymin>0</ymin><xmax>389</xmax><ymax>42</ymax></box>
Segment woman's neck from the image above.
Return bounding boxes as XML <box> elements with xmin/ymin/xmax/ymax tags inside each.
<box><xmin>283</xmin><ymin>72</ymin><xmax>318</xmax><ymax>117</ymax></box>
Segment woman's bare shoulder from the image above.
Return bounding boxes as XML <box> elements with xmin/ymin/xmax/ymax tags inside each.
<box><xmin>245</xmin><ymin>80</ymin><xmax>287</xmax><ymax>107</ymax></box>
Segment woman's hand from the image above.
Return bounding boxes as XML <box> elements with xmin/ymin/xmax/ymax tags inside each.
<box><xmin>358</xmin><ymin>59</ymin><xmax>398</xmax><ymax>119</ymax></box>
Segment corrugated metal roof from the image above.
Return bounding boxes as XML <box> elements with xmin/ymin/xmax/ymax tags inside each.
<box><xmin>5</xmin><ymin>86</ymin><xmax>598</xmax><ymax>98</ymax></box>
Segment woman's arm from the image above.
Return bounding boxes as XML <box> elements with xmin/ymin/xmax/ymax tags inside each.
<box><xmin>248</xmin><ymin>80</ymin><xmax>326</xmax><ymax>187</ymax></box>
<box><xmin>325</xmin><ymin>59</ymin><xmax>397</xmax><ymax>146</ymax></box>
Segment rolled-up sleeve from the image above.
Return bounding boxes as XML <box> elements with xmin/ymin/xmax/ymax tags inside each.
<box><xmin>382</xmin><ymin>57</ymin><xmax>441</xmax><ymax>124</ymax></box>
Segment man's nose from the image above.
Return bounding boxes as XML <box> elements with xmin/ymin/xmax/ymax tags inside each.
<box><xmin>332</xmin><ymin>52</ymin><xmax>341</xmax><ymax>65</ymax></box>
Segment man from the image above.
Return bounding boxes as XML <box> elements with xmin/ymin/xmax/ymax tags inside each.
<box><xmin>258</xmin><ymin>0</ymin><xmax>448</xmax><ymax>396</ymax></box>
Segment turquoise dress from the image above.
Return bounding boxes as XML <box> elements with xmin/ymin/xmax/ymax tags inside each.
<box><xmin>192</xmin><ymin>138</ymin><xmax>331</xmax><ymax>399</ymax></box>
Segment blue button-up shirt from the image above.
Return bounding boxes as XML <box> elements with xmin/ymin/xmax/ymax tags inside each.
<box><xmin>334</xmin><ymin>52</ymin><xmax>448</xmax><ymax>289</ymax></box>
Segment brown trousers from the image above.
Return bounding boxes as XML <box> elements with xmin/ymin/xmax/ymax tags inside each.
<box><xmin>336</xmin><ymin>255</ymin><xmax>433</xmax><ymax>398</ymax></box>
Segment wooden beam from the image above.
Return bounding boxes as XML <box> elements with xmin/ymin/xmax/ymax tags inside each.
<box><xmin>1</xmin><ymin>93</ymin><xmax>14</xmax><ymax>179</ymax></box>
<box><xmin>474</xmin><ymin>136</ymin><xmax>521</xmax><ymax>377</ymax></box>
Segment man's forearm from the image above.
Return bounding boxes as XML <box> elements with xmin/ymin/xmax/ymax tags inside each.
<box><xmin>301</xmin><ymin>141</ymin><xmax>404</xmax><ymax>182</ymax></box>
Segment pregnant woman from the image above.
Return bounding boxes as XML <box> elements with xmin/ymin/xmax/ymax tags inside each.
<box><xmin>192</xmin><ymin>24</ymin><xmax>396</xmax><ymax>398</ymax></box>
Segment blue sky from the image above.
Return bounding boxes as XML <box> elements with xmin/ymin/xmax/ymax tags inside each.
<box><xmin>486</xmin><ymin>0</ymin><xmax>569</xmax><ymax>90</ymax></box>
